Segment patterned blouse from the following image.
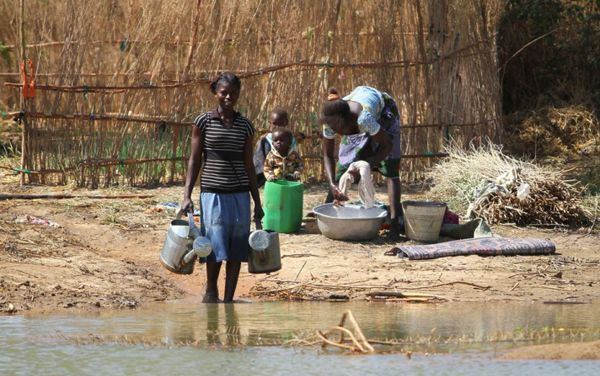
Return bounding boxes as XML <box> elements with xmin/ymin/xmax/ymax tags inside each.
<box><xmin>322</xmin><ymin>86</ymin><xmax>385</xmax><ymax>139</ymax></box>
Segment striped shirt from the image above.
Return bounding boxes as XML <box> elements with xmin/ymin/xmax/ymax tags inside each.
<box><xmin>194</xmin><ymin>110</ymin><xmax>255</xmax><ymax>193</ymax></box>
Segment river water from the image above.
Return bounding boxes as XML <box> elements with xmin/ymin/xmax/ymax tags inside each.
<box><xmin>1</xmin><ymin>301</ymin><xmax>599</xmax><ymax>375</ymax></box>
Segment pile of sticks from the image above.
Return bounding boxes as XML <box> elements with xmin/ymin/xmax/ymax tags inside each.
<box><xmin>471</xmin><ymin>178</ymin><xmax>590</xmax><ymax>227</ymax></box>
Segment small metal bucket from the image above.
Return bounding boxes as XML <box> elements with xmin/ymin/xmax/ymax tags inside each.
<box><xmin>159</xmin><ymin>215</ymin><xmax>197</xmax><ymax>274</ymax></box>
<box><xmin>402</xmin><ymin>200</ymin><xmax>447</xmax><ymax>243</ymax></box>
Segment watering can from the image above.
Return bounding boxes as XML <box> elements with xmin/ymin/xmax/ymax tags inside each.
<box><xmin>159</xmin><ymin>212</ymin><xmax>212</xmax><ymax>274</ymax></box>
<box><xmin>247</xmin><ymin>230</ymin><xmax>281</xmax><ymax>274</ymax></box>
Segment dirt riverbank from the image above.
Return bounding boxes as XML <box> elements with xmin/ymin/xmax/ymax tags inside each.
<box><xmin>498</xmin><ymin>340</ymin><xmax>600</xmax><ymax>360</ymax></box>
<box><xmin>1</xmin><ymin>176</ymin><xmax>599</xmax><ymax>315</ymax></box>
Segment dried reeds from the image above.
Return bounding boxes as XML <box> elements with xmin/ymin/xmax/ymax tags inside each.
<box><xmin>429</xmin><ymin>141</ymin><xmax>590</xmax><ymax>227</ymax></box>
<box><xmin>506</xmin><ymin>105</ymin><xmax>600</xmax><ymax>158</ymax></box>
<box><xmin>0</xmin><ymin>0</ymin><xmax>503</xmax><ymax>187</ymax></box>
<box><xmin>52</xmin><ymin>325</ymin><xmax>600</xmax><ymax>353</ymax></box>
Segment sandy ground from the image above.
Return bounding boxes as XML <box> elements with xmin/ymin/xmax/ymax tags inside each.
<box><xmin>498</xmin><ymin>340</ymin><xmax>600</xmax><ymax>360</ymax></box>
<box><xmin>1</xmin><ymin>176</ymin><xmax>599</xmax><ymax>315</ymax></box>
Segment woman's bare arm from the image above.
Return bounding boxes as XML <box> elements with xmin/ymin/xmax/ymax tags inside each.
<box><xmin>371</xmin><ymin>129</ymin><xmax>392</xmax><ymax>167</ymax></box>
<box><xmin>180</xmin><ymin>126</ymin><xmax>204</xmax><ymax>214</ymax></box>
<box><xmin>244</xmin><ymin>134</ymin><xmax>263</xmax><ymax>227</ymax></box>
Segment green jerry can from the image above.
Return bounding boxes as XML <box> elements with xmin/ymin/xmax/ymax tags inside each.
<box><xmin>263</xmin><ymin>180</ymin><xmax>304</xmax><ymax>233</ymax></box>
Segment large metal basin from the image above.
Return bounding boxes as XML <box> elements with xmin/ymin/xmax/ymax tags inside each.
<box><xmin>313</xmin><ymin>204</ymin><xmax>388</xmax><ymax>241</ymax></box>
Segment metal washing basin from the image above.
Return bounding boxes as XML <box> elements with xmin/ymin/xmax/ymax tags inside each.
<box><xmin>312</xmin><ymin>203</ymin><xmax>388</xmax><ymax>241</ymax></box>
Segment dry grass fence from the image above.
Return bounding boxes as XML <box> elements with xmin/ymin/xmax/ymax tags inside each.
<box><xmin>0</xmin><ymin>0</ymin><xmax>503</xmax><ymax>187</ymax></box>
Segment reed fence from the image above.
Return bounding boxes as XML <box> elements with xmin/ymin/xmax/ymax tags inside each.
<box><xmin>0</xmin><ymin>0</ymin><xmax>503</xmax><ymax>187</ymax></box>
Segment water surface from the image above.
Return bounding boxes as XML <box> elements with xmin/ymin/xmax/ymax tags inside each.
<box><xmin>1</xmin><ymin>301</ymin><xmax>599</xmax><ymax>375</ymax></box>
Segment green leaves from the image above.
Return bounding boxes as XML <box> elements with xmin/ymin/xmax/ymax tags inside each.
<box><xmin>0</xmin><ymin>42</ymin><xmax>11</xmax><ymax>65</ymax></box>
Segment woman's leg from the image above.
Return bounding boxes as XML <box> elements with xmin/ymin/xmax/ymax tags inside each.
<box><xmin>203</xmin><ymin>261</ymin><xmax>222</xmax><ymax>303</ymax></box>
<box><xmin>224</xmin><ymin>260</ymin><xmax>242</xmax><ymax>303</ymax></box>
<box><xmin>387</xmin><ymin>176</ymin><xmax>402</xmax><ymax>239</ymax></box>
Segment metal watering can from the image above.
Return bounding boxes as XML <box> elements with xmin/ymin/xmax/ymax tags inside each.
<box><xmin>247</xmin><ymin>230</ymin><xmax>281</xmax><ymax>274</ymax></box>
<box><xmin>159</xmin><ymin>212</ymin><xmax>212</xmax><ymax>274</ymax></box>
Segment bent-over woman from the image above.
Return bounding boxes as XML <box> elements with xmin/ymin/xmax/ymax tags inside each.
<box><xmin>320</xmin><ymin>86</ymin><xmax>402</xmax><ymax>238</ymax></box>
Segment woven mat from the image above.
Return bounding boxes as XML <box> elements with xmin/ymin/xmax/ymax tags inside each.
<box><xmin>389</xmin><ymin>237</ymin><xmax>556</xmax><ymax>260</ymax></box>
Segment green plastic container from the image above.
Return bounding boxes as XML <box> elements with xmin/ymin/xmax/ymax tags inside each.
<box><xmin>263</xmin><ymin>180</ymin><xmax>304</xmax><ymax>233</ymax></box>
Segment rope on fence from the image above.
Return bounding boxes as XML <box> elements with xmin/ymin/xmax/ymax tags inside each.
<box><xmin>0</xmin><ymin>31</ymin><xmax>441</xmax><ymax>51</ymax></box>
<box><xmin>77</xmin><ymin>156</ymin><xmax>188</xmax><ymax>168</ymax></box>
<box><xmin>3</xmin><ymin>42</ymin><xmax>492</xmax><ymax>93</ymax></box>
<box><xmin>2</xmin><ymin>110</ymin><xmax>497</xmax><ymax>131</ymax></box>
<box><xmin>9</xmin><ymin>111</ymin><xmax>194</xmax><ymax>126</ymax></box>
<box><xmin>401</xmin><ymin>120</ymin><xmax>497</xmax><ymax>130</ymax></box>
<box><xmin>0</xmin><ymin>156</ymin><xmax>188</xmax><ymax>175</ymax></box>
<box><xmin>0</xmin><ymin>152</ymin><xmax>448</xmax><ymax>176</ymax></box>
<box><xmin>0</xmin><ymin>193</ymin><xmax>154</xmax><ymax>200</ymax></box>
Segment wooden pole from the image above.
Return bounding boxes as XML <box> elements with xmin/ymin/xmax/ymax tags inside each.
<box><xmin>0</xmin><ymin>193</ymin><xmax>154</xmax><ymax>201</ymax></box>
<box><xmin>170</xmin><ymin>0</ymin><xmax>202</xmax><ymax>184</ymax></box>
<box><xmin>19</xmin><ymin>0</ymin><xmax>29</xmax><ymax>186</ymax></box>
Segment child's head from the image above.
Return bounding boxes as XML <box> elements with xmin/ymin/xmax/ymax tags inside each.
<box><xmin>209</xmin><ymin>72</ymin><xmax>241</xmax><ymax>110</ymax></box>
<box><xmin>269</xmin><ymin>108</ymin><xmax>289</xmax><ymax>131</ymax></box>
<box><xmin>319</xmin><ymin>87</ymin><xmax>352</xmax><ymax>134</ymax></box>
<box><xmin>272</xmin><ymin>128</ymin><xmax>293</xmax><ymax>156</ymax></box>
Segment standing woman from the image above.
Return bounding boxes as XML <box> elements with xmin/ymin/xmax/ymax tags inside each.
<box><xmin>180</xmin><ymin>72</ymin><xmax>263</xmax><ymax>303</ymax></box>
<box><xmin>320</xmin><ymin>86</ymin><xmax>402</xmax><ymax>238</ymax></box>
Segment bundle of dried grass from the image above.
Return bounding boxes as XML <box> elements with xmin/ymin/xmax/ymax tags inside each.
<box><xmin>428</xmin><ymin>142</ymin><xmax>590</xmax><ymax>227</ymax></box>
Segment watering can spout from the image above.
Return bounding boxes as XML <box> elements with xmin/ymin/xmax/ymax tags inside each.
<box><xmin>182</xmin><ymin>249</ymin><xmax>198</xmax><ymax>264</ymax></box>
<box><xmin>187</xmin><ymin>212</ymin><xmax>213</xmax><ymax>259</ymax></box>
<box><xmin>171</xmin><ymin>212</ymin><xmax>212</xmax><ymax>264</ymax></box>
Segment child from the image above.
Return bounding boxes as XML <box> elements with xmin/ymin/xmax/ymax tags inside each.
<box><xmin>180</xmin><ymin>72</ymin><xmax>263</xmax><ymax>303</ymax></box>
<box><xmin>263</xmin><ymin>128</ymin><xmax>304</xmax><ymax>181</ymax></box>
<box><xmin>253</xmin><ymin>108</ymin><xmax>298</xmax><ymax>187</ymax></box>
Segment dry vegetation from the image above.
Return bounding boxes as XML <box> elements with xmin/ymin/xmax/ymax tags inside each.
<box><xmin>498</xmin><ymin>0</ymin><xmax>600</xmax><ymax>195</ymax></box>
<box><xmin>0</xmin><ymin>0</ymin><xmax>502</xmax><ymax>186</ymax></box>
<box><xmin>505</xmin><ymin>105</ymin><xmax>599</xmax><ymax>159</ymax></box>
<box><xmin>428</xmin><ymin>142</ymin><xmax>590</xmax><ymax>226</ymax></box>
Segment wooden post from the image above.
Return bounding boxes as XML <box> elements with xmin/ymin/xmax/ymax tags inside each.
<box><xmin>427</xmin><ymin>0</ymin><xmax>450</xmax><ymax>152</ymax></box>
<box><xmin>318</xmin><ymin>0</ymin><xmax>341</xmax><ymax>94</ymax></box>
<box><xmin>170</xmin><ymin>0</ymin><xmax>202</xmax><ymax>184</ymax></box>
<box><xmin>19</xmin><ymin>0</ymin><xmax>29</xmax><ymax>185</ymax></box>
<box><xmin>317</xmin><ymin>0</ymin><xmax>341</xmax><ymax>182</ymax></box>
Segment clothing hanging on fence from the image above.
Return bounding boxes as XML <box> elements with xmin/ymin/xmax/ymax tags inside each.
<box><xmin>20</xmin><ymin>60</ymin><xmax>36</xmax><ymax>99</ymax></box>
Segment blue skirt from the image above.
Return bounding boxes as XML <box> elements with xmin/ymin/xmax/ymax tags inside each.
<box><xmin>200</xmin><ymin>192</ymin><xmax>251</xmax><ymax>262</ymax></box>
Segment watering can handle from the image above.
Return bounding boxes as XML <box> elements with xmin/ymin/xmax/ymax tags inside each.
<box><xmin>176</xmin><ymin>201</ymin><xmax>194</xmax><ymax>219</ymax></box>
<box><xmin>254</xmin><ymin>249</ymin><xmax>268</xmax><ymax>262</ymax></box>
<box><xmin>187</xmin><ymin>212</ymin><xmax>203</xmax><ymax>239</ymax></box>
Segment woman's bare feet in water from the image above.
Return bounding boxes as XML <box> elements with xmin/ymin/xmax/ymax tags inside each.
<box><xmin>202</xmin><ymin>290</ymin><xmax>222</xmax><ymax>303</ymax></box>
